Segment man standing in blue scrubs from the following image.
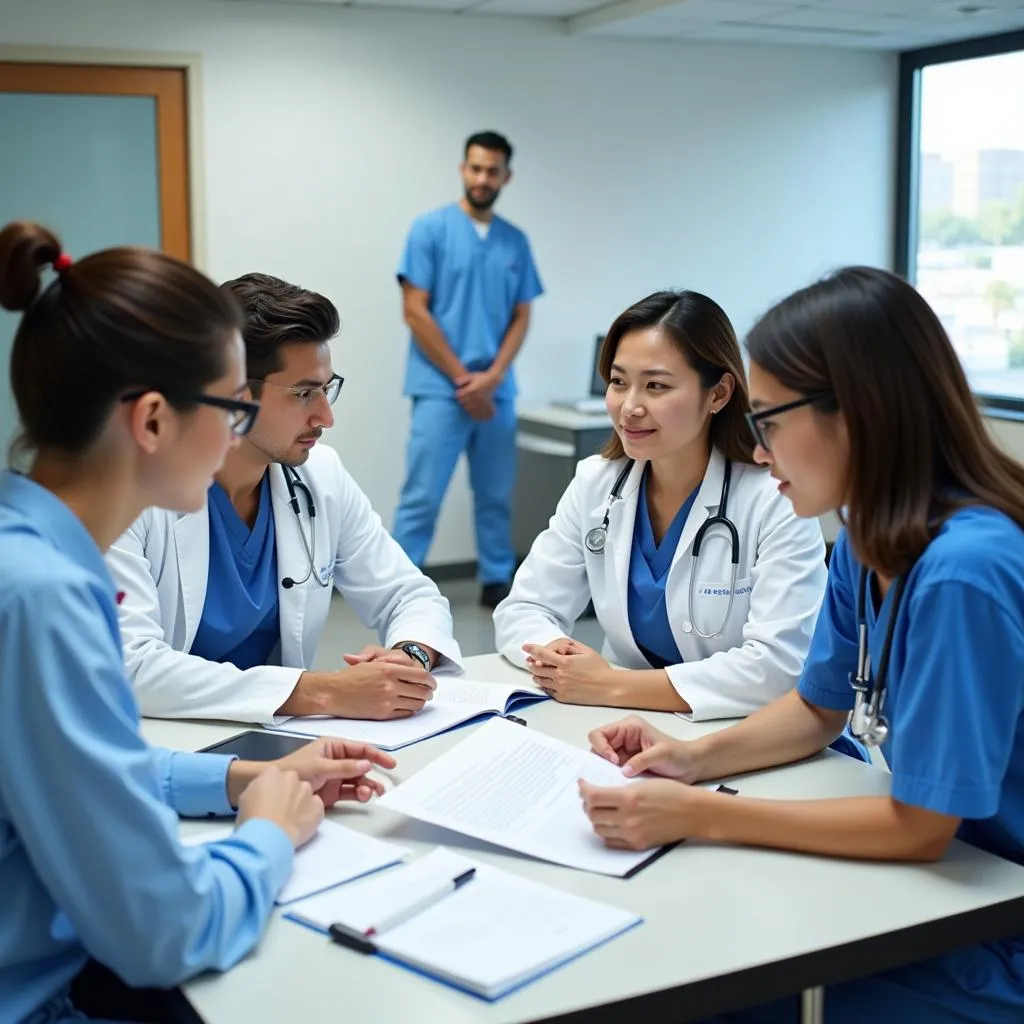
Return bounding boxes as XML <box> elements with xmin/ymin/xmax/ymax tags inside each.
<box><xmin>394</xmin><ymin>131</ymin><xmax>544</xmax><ymax>608</ymax></box>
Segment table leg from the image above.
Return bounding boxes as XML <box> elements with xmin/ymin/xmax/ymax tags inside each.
<box><xmin>799</xmin><ymin>986</ymin><xmax>825</xmax><ymax>1024</ymax></box>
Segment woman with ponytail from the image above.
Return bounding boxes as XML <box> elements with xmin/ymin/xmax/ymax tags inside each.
<box><xmin>0</xmin><ymin>223</ymin><xmax>394</xmax><ymax>1023</ymax></box>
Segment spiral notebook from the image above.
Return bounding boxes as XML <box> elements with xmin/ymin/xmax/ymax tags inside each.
<box><xmin>286</xmin><ymin>847</ymin><xmax>641</xmax><ymax>1001</ymax></box>
<box><xmin>269</xmin><ymin>676</ymin><xmax>548</xmax><ymax>751</ymax></box>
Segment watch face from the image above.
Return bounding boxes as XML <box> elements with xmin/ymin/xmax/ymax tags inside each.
<box><xmin>402</xmin><ymin>643</ymin><xmax>430</xmax><ymax>668</ymax></box>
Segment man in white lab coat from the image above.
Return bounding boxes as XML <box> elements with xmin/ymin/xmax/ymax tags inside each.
<box><xmin>108</xmin><ymin>273</ymin><xmax>462</xmax><ymax>724</ymax></box>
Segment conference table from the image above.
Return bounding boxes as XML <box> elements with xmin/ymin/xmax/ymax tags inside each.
<box><xmin>142</xmin><ymin>653</ymin><xmax>1024</xmax><ymax>1024</ymax></box>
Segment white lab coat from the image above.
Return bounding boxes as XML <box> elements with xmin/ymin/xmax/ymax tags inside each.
<box><xmin>107</xmin><ymin>445</ymin><xmax>463</xmax><ymax>724</ymax></box>
<box><xmin>494</xmin><ymin>449</ymin><xmax>826</xmax><ymax>720</ymax></box>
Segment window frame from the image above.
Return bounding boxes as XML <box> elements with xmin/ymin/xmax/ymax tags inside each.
<box><xmin>896</xmin><ymin>28</ymin><xmax>1024</xmax><ymax>416</ymax></box>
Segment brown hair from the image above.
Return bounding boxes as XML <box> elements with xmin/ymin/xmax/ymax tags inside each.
<box><xmin>598</xmin><ymin>290</ymin><xmax>755</xmax><ymax>464</ymax></box>
<box><xmin>220</xmin><ymin>273</ymin><xmax>339</xmax><ymax>396</ymax></box>
<box><xmin>0</xmin><ymin>220</ymin><xmax>242</xmax><ymax>458</ymax></box>
<box><xmin>746</xmin><ymin>265</ymin><xmax>1024</xmax><ymax>576</ymax></box>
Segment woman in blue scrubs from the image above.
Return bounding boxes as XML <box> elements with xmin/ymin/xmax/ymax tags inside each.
<box><xmin>0</xmin><ymin>221</ymin><xmax>395</xmax><ymax>1024</ymax></box>
<box><xmin>581</xmin><ymin>266</ymin><xmax>1024</xmax><ymax>1023</ymax></box>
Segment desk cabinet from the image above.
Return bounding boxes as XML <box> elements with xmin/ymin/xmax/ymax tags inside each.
<box><xmin>514</xmin><ymin>407</ymin><xmax>613</xmax><ymax>559</ymax></box>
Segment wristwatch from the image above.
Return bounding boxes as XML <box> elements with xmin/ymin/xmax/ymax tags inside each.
<box><xmin>393</xmin><ymin>641</ymin><xmax>431</xmax><ymax>671</ymax></box>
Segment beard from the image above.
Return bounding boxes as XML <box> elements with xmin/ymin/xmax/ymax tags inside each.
<box><xmin>465</xmin><ymin>185</ymin><xmax>500</xmax><ymax>211</ymax></box>
<box><xmin>246</xmin><ymin>429</ymin><xmax>321</xmax><ymax>468</ymax></box>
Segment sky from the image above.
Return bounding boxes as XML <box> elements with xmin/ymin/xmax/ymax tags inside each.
<box><xmin>920</xmin><ymin>49</ymin><xmax>1024</xmax><ymax>157</ymax></box>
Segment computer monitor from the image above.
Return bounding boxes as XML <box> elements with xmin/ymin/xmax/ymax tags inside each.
<box><xmin>589</xmin><ymin>335</ymin><xmax>605</xmax><ymax>397</ymax></box>
<box><xmin>551</xmin><ymin>335</ymin><xmax>610</xmax><ymax>414</ymax></box>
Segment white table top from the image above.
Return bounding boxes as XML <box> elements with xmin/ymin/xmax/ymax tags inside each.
<box><xmin>144</xmin><ymin>654</ymin><xmax>1024</xmax><ymax>1024</ymax></box>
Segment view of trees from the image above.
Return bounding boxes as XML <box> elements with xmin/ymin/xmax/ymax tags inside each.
<box><xmin>920</xmin><ymin>185</ymin><xmax>1024</xmax><ymax>248</ymax></box>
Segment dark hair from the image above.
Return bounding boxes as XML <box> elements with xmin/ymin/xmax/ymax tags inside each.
<box><xmin>464</xmin><ymin>131</ymin><xmax>513</xmax><ymax>165</ymax></box>
<box><xmin>0</xmin><ymin>220</ymin><xmax>243</xmax><ymax>458</ymax></box>
<box><xmin>598</xmin><ymin>290</ymin><xmax>755</xmax><ymax>465</ymax></box>
<box><xmin>746</xmin><ymin>266</ymin><xmax>1024</xmax><ymax>576</ymax></box>
<box><xmin>220</xmin><ymin>273</ymin><xmax>339</xmax><ymax>394</ymax></box>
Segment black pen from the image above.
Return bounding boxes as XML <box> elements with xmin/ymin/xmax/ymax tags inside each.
<box><xmin>329</xmin><ymin>922</ymin><xmax>378</xmax><ymax>955</ymax></box>
<box><xmin>365</xmin><ymin>867</ymin><xmax>476</xmax><ymax>936</ymax></box>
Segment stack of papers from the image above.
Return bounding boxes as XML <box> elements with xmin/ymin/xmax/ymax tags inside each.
<box><xmin>183</xmin><ymin>818</ymin><xmax>409</xmax><ymax>904</ymax></box>
<box><xmin>287</xmin><ymin>847</ymin><xmax>641</xmax><ymax>1001</ymax></box>
<box><xmin>377</xmin><ymin>717</ymin><xmax>669</xmax><ymax>876</ymax></box>
<box><xmin>269</xmin><ymin>676</ymin><xmax>548</xmax><ymax>751</ymax></box>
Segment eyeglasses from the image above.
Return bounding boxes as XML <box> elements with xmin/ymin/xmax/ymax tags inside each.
<box><xmin>745</xmin><ymin>392</ymin><xmax>834</xmax><ymax>452</ymax></box>
<box><xmin>250</xmin><ymin>374</ymin><xmax>344</xmax><ymax>407</ymax></box>
<box><xmin>121</xmin><ymin>391</ymin><xmax>261</xmax><ymax>437</ymax></box>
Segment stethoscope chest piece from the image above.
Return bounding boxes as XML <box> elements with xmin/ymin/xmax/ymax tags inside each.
<box><xmin>282</xmin><ymin>465</ymin><xmax>331</xmax><ymax>590</ymax></box>
<box><xmin>848</xmin><ymin>566</ymin><xmax>910</xmax><ymax>748</ymax></box>
<box><xmin>584</xmin><ymin>526</ymin><xmax>608</xmax><ymax>553</ymax></box>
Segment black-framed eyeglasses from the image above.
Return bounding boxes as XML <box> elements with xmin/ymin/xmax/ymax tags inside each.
<box><xmin>250</xmin><ymin>374</ymin><xmax>344</xmax><ymax>407</ymax></box>
<box><xmin>121</xmin><ymin>391</ymin><xmax>261</xmax><ymax>437</ymax></box>
<box><xmin>745</xmin><ymin>391</ymin><xmax>834</xmax><ymax>452</ymax></box>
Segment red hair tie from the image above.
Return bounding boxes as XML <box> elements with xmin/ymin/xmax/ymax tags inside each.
<box><xmin>52</xmin><ymin>253</ymin><xmax>73</xmax><ymax>273</ymax></box>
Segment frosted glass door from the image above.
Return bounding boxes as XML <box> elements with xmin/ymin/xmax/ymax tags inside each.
<box><xmin>0</xmin><ymin>92</ymin><xmax>161</xmax><ymax>461</ymax></box>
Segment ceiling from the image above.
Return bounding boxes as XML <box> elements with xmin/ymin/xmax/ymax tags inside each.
<box><xmin>226</xmin><ymin>0</ymin><xmax>1024</xmax><ymax>48</ymax></box>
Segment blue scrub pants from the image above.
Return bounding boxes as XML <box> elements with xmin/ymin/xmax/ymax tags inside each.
<box><xmin>703</xmin><ymin>941</ymin><xmax>1024</xmax><ymax>1024</ymax></box>
<box><xmin>393</xmin><ymin>395</ymin><xmax>517</xmax><ymax>585</ymax></box>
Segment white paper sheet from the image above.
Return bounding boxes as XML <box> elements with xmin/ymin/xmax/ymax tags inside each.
<box><xmin>182</xmin><ymin>817</ymin><xmax>409</xmax><ymax>904</ymax></box>
<box><xmin>376</xmin><ymin>718</ymin><xmax>661</xmax><ymax>876</ymax></box>
<box><xmin>287</xmin><ymin>847</ymin><xmax>641</xmax><ymax>999</ymax></box>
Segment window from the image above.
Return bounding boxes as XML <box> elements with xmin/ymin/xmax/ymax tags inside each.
<box><xmin>897</xmin><ymin>31</ymin><xmax>1024</xmax><ymax>411</ymax></box>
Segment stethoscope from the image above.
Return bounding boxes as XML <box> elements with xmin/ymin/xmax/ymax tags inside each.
<box><xmin>848</xmin><ymin>566</ymin><xmax>910</xmax><ymax>747</ymax></box>
<box><xmin>584</xmin><ymin>458</ymin><xmax>740</xmax><ymax>639</ymax></box>
<box><xmin>281</xmin><ymin>466</ymin><xmax>330</xmax><ymax>590</ymax></box>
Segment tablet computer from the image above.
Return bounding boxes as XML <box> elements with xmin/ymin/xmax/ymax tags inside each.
<box><xmin>198</xmin><ymin>730</ymin><xmax>312</xmax><ymax>761</ymax></box>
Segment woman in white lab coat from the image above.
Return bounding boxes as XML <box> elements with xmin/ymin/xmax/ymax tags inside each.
<box><xmin>494</xmin><ymin>290</ymin><xmax>828</xmax><ymax>721</ymax></box>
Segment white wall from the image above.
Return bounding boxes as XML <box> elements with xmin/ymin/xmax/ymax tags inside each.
<box><xmin>0</xmin><ymin>0</ymin><xmax>898</xmax><ymax>566</ymax></box>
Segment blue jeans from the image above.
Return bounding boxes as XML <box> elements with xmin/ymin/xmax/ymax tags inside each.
<box><xmin>393</xmin><ymin>395</ymin><xmax>517</xmax><ymax>584</ymax></box>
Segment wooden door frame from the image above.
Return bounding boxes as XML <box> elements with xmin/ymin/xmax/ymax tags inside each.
<box><xmin>0</xmin><ymin>46</ymin><xmax>206</xmax><ymax>269</ymax></box>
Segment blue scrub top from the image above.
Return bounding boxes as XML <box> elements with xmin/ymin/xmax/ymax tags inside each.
<box><xmin>798</xmin><ymin>511</ymin><xmax>1024</xmax><ymax>1014</ymax></box>
<box><xmin>627</xmin><ymin>469</ymin><xmax>698</xmax><ymax>669</ymax></box>
<box><xmin>0</xmin><ymin>471</ymin><xmax>292</xmax><ymax>1024</ymax></box>
<box><xmin>397</xmin><ymin>203</ymin><xmax>544</xmax><ymax>401</ymax></box>
<box><xmin>191</xmin><ymin>474</ymin><xmax>280</xmax><ymax>670</ymax></box>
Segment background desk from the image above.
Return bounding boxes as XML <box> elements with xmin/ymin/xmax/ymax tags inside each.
<box><xmin>145</xmin><ymin>654</ymin><xmax>1024</xmax><ymax>1024</ymax></box>
<box><xmin>514</xmin><ymin>406</ymin><xmax>613</xmax><ymax>560</ymax></box>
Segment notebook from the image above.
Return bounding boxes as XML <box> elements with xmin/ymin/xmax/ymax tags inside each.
<box><xmin>286</xmin><ymin>847</ymin><xmax>641</xmax><ymax>1001</ymax></box>
<box><xmin>268</xmin><ymin>676</ymin><xmax>549</xmax><ymax>751</ymax></box>
<box><xmin>182</xmin><ymin>818</ymin><xmax>410</xmax><ymax>904</ymax></box>
<box><xmin>375</xmin><ymin>717</ymin><xmax>670</xmax><ymax>876</ymax></box>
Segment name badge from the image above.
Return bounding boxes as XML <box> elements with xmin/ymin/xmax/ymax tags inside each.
<box><xmin>696</xmin><ymin>583</ymin><xmax>752</xmax><ymax>598</ymax></box>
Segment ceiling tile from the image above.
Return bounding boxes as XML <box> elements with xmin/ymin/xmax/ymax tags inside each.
<box><xmin>471</xmin><ymin>0</ymin><xmax>602</xmax><ymax>15</ymax></box>
<box><xmin>806</xmin><ymin>0</ymin><xmax>954</xmax><ymax>12</ymax></box>
<box><xmin>636</xmin><ymin>0</ymin><xmax>801</xmax><ymax>23</ymax></box>
<box><xmin>352</xmin><ymin>0</ymin><xmax>470</xmax><ymax>9</ymax></box>
<box><xmin>584</xmin><ymin>11</ymin><xmax>888</xmax><ymax>43</ymax></box>
<box><xmin>751</xmin><ymin>6</ymin><xmax>909</xmax><ymax>29</ymax></box>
